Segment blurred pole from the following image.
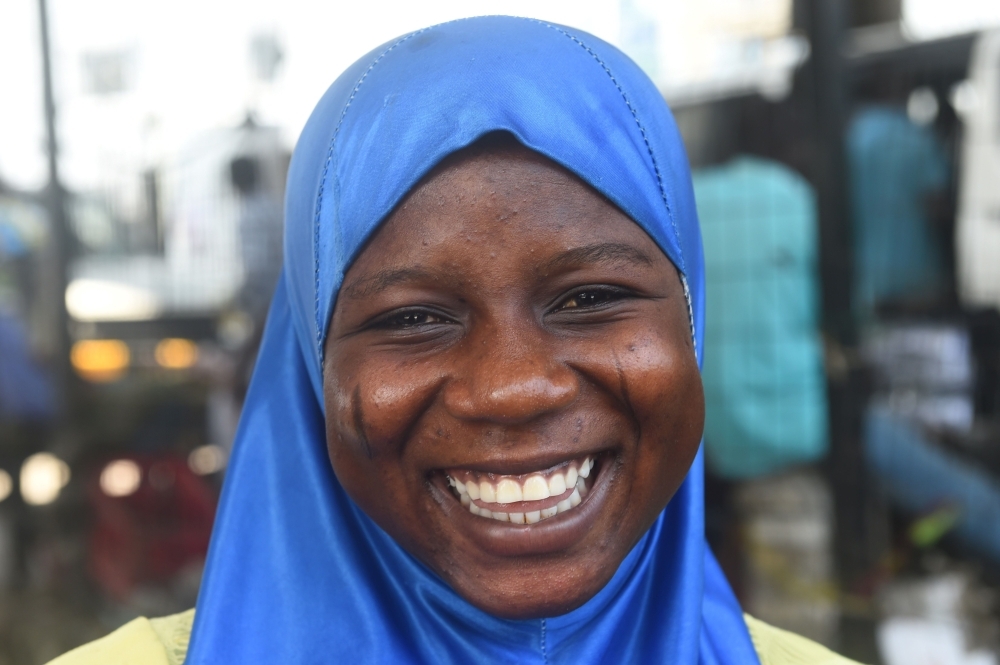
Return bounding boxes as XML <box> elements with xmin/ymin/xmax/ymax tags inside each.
<box><xmin>37</xmin><ymin>0</ymin><xmax>73</xmax><ymax>408</ymax></box>
<box><xmin>802</xmin><ymin>0</ymin><xmax>881</xmax><ymax>659</ymax></box>
<box><xmin>808</xmin><ymin>0</ymin><xmax>853</xmax><ymax>337</ymax></box>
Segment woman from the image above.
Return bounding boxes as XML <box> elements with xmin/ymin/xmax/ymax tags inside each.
<box><xmin>52</xmin><ymin>16</ymin><xmax>859</xmax><ymax>664</ymax></box>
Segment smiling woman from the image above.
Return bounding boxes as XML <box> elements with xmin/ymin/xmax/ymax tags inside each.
<box><xmin>324</xmin><ymin>139</ymin><xmax>704</xmax><ymax>619</ymax></box>
<box><xmin>49</xmin><ymin>15</ymin><xmax>859</xmax><ymax>665</ymax></box>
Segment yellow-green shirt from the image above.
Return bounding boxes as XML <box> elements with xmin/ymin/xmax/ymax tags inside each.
<box><xmin>47</xmin><ymin>610</ymin><xmax>863</xmax><ymax>665</ymax></box>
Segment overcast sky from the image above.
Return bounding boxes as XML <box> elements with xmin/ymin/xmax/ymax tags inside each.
<box><xmin>1</xmin><ymin>0</ymin><xmax>998</xmax><ymax>194</ymax></box>
<box><xmin>0</xmin><ymin>0</ymin><xmax>617</xmax><ymax>192</ymax></box>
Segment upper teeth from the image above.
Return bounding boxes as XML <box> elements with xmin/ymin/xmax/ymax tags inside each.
<box><xmin>447</xmin><ymin>456</ymin><xmax>593</xmax><ymax>524</ymax></box>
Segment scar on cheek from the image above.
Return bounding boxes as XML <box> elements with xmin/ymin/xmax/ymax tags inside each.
<box><xmin>351</xmin><ymin>385</ymin><xmax>374</xmax><ymax>460</ymax></box>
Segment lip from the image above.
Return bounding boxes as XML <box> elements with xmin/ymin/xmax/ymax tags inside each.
<box><xmin>430</xmin><ymin>452</ymin><xmax>612</xmax><ymax>557</ymax></box>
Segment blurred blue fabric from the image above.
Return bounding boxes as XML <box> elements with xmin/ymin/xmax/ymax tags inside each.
<box><xmin>188</xmin><ymin>16</ymin><xmax>759</xmax><ymax>664</ymax></box>
<box><xmin>0</xmin><ymin>207</ymin><xmax>30</xmax><ymax>259</ymax></box>
<box><xmin>847</xmin><ymin>107</ymin><xmax>949</xmax><ymax>319</ymax></box>
<box><xmin>0</xmin><ymin>311</ymin><xmax>55</xmax><ymax>421</ymax></box>
<box><xmin>695</xmin><ymin>157</ymin><xmax>828</xmax><ymax>479</ymax></box>
<box><xmin>865</xmin><ymin>406</ymin><xmax>1000</xmax><ymax>562</ymax></box>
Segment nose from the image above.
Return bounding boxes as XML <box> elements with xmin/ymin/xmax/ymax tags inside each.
<box><xmin>442</xmin><ymin>323</ymin><xmax>579</xmax><ymax>424</ymax></box>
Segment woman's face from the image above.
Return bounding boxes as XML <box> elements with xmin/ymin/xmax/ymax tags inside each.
<box><xmin>323</xmin><ymin>145</ymin><xmax>704</xmax><ymax>619</ymax></box>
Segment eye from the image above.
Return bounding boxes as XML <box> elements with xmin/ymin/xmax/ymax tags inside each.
<box><xmin>373</xmin><ymin>309</ymin><xmax>449</xmax><ymax>330</ymax></box>
<box><xmin>556</xmin><ymin>287</ymin><xmax>630</xmax><ymax>311</ymax></box>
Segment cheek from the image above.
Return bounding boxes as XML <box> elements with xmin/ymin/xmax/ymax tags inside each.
<box><xmin>614</xmin><ymin>333</ymin><xmax>703</xmax><ymax>425</ymax></box>
<box><xmin>324</xmin><ymin>357</ymin><xmax>446</xmax><ymax>462</ymax></box>
<box><xmin>607</xmin><ymin>331</ymin><xmax>704</xmax><ymax>496</ymax></box>
<box><xmin>611</xmin><ymin>338</ymin><xmax>703</xmax><ymax>521</ymax></box>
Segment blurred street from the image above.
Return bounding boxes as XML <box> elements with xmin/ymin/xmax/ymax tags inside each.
<box><xmin>3</xmin><ymin>1</ymin><xmax>1000</xmax><ymax>663</ymax></box>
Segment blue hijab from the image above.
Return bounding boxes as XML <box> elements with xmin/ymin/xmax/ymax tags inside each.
<box><xmin>187</xmin><ymin>16</ymin><xmax>759</xmax><ymax>664</ymax></box>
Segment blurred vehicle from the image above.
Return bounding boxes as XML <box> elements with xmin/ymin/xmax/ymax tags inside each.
<box><xmin>88</xmin><ymin>455</ymin><xmax>214</xmax><ymax>606</ymax></box>
<box><xmin>66</xmin><ymin>120</ymin><xmax>289</xmax><ymax>349</ymax></box>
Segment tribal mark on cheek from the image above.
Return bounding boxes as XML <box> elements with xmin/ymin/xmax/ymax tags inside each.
<box><xmin>351</xmin><ymin>385</ymin><xmax>374</xmax><ymax>460</ymax></box>
<box><xmin>613</xmin><ymin>354</ymin><xmax>639</xmax><ymax>429</ymax></box>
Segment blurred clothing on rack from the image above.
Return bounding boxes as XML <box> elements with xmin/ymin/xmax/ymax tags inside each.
<box><xmin>695</xmin><ymin>156</ymin><xmax>828</xmax><ymax>479</ymax></box>
<box><xmin>847</xmin><ymin>107</ymin><xmax>949</xmax><ymax>321</ymax></box>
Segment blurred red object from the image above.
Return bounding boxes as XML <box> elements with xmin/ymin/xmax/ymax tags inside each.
<box><xmin>87</xmin><ymin>455</ymin><xmax>216</xmax><ymax>600</ymax></box>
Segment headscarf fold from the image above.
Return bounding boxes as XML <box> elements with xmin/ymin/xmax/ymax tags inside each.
<box><xmin>187</xmin><ymin>16</ymin><xmax>760</xmax><ymax>664</ymax></box>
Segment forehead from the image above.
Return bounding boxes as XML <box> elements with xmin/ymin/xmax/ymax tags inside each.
<box><xmin>342</xmin><ymin>144</ymin><xmax>672</xmax><ymax>283</ymax></box>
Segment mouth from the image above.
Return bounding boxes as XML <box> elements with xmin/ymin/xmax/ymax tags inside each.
<box><xmin>444</xmin><ymin>456</ymin><xmax>597</xmax><ymax>524</ymax></box>
<box><xmin>430</xmin><ymin>450</ymin><xmax>614</xmax><ymax>558</ymax></box>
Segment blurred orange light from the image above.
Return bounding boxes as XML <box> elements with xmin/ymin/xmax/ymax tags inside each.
<box><xmin>71</xmin><ymin>339</ymin><xmax>130</xmax><ymax>382</ymax></box>
<box><xmin>155</xmin><ymin>338</ymin><xmax>199</xmax><ymax>369</ymax></box>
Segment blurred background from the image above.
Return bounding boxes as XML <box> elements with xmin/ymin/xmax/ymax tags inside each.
<box><xmin>1</xmin><ymin>0</ymin><xmax>999</xmax><ymax>662</ymax></box>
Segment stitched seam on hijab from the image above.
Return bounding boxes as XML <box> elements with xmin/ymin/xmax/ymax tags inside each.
<box><xmin>313</xmin><ymin>145</ymin><xmax>332</xmax><ymax>351</ymax></box>
<box><xmin>681</xmin><ymin>273</ymin><xmax>698</xmax><ymax>355</ymax></box>
<box><xmin>312</xmin><ymin>27</ymin><xmax>434</xmax><ymax>357</ymax></box>
<box><xmin>529</xmin><ymin>19</ymin><xmax>697</xmax><ymax>350</ymax></box>
<box><xmin>529</xmin><ymin>20</ymin><xmax>685</xmax><ymax>274</ymax></box>
<box><xmin>540</xmin><ymin>619</ymin><xmax>548</xmax><ymax>664</ymax></box>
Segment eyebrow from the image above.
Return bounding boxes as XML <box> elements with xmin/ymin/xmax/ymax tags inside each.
<box><xmin>341</xmin><ymin>242</ymin><xmax>653</xmax><ymax>300</ymax></box>
<box><xmin>540</xmin><ymin>242</ymin><xmax>653</xmax><ymax>273</ymax></box>
<box><xmin>342</xmin><ymin>267</ymin><xmax>438</xmax><ymax>300</ymax></box>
